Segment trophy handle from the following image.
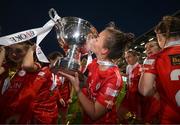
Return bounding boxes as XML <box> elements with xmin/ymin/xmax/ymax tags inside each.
<box><xmin>49</xmin><ymin>8</ymin><xmax>62</xmax><ymax>39</ymax></box>
<box><xmin>49</xmin><ymin>8</ymin><xmax>58</xmax><ymax>22</ymax></box>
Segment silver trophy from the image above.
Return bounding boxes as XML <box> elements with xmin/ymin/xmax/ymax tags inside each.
<box><xmin>49</xmin><ymin>8</ymin><xmax>97</xmax><ymax>74</ymax></box>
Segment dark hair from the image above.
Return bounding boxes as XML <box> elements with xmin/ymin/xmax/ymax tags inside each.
<box><xmin>155</xmin><ymin>16</ymin><xmax>180</xmax><ymax>38</ymax></box>
<box><xmin>104</xmin><ymin>27</ymin><xmax>134</xmax><ymax>59</ymax></box>
<box><xmin>107</xmin><ymin>21</ymin><xmax>119</xmax><ymax>30</ymax></box>
<box><xmin>48</xmin><ymin>51</ymin><xmax>63</xmax><ymax>60</ymax></box>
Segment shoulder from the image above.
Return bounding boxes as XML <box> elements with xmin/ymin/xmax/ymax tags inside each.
<box><xmin>104</xmin><ymin>66</ymin><xmax>122</xmax><ymax>88</ymax></box>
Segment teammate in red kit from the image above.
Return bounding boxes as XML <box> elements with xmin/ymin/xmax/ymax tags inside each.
<box><xmin>139</xmin><ymin>16</ymin><xmax>180</xmax><ymax>124</ymax></box>
<box><xmin>29</xmin><ymin>66</ymin><xmax>60</xmax><ymax>124</ymax></box>
<box><xmin>59</xmin><ymin>26</ymin><xmax>134</xmax><ymax>124</ymax></box>
<box><xmin>0</xmin><ymin>42</ymin><xmax>40</xmax><ymax>124</ymax></box>
<box><xmin>141</xmin><ymin>40</ymin><xmax>161</xmax><ymax>124</ymax></box>
<box><xmin>118</xmin><ymin>49</ymin><xmax>142</xmax><ymax>123</ymax></box>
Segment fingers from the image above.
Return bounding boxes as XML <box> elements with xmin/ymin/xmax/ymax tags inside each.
<box><xmin>58</xmin><ymin>71</ymin><xmax>80</xmax><ymax>92</ymax></box>
<box><xmin>58</xmin><ymin>71</ymin><xmax>73</xmax><ymax>79</ymax></box>
<box><xmin>60</xmin><ymin>98</ymin><xmax>66</xmax><ymax>107</ymax></box>
<box><xmin>67</xmin><ymin>98</ymin><xmax>72</xmax><ymax>104</ymax></box>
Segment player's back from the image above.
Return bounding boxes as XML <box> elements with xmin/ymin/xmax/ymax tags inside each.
<box><xmin>155</xmin><ymin>45</ymin><xmax>180</xmax><ymax>117</ymax></box>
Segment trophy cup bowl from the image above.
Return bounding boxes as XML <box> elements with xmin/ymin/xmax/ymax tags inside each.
<box><xmin>52</xmin><ymin>16</ymin><xmax>97</xmax><ymax>75</ymax></box>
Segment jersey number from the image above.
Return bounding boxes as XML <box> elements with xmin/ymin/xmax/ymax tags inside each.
<box><xmin>170</xmin><ymin>69</ymin><xmax>180</xmax><ymax>106</ymax></box>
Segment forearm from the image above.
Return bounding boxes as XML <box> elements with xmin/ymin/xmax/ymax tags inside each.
<box><xmin>59</xmin><ymin>71</ymin><xmax>106</xmax><ymax>120</ymax></box>
<box><xmin>70</xmin><ymin>86</ymin><xmax>74</xmax><ymax>99</ymax></box>
<box><xmin>77</xmin><ymin>90</ymin><xmax>105</xmax><ymax>120</ymax></box>
<box><xmin>138</xmin><ymin>73</ymin><xmax>155</xmax><ymax>96</ymax></box>
<box><xmin>22</xmin><ymin>50</ymin><xmax>33</xmax><ymax>65</ymax></box>
<box><xmin>77</xmin><ymin>91</ymin><xmax>96</xmax><ymax>120</ymax></box>
<box><xmin>22</xmin><ymin>48</ymin><xmax>38</xmax><ymax>71</ymax></box>
<box><xmin>0</xmin><ymin>47</ymin><xmax>5</xmax><ymax>74</ymax></box>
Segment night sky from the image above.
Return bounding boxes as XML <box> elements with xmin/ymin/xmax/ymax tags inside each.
<box><xmin>0</xmin><ymin>0</ymin><xmax>179</xmax><ymax>54</ymax></box>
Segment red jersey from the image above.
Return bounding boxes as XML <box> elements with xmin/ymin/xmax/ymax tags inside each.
<box><xmin>142</xmin><ymin>94</ymin><xmax>160</xmax><ymax>123</ymax></box>
<box><xmin>121</xmin><ymin>63</ymin><xmax>142</xmax><ymax>121</ymax></box>
<box><xmin>0</xmin><ymin>63</ymin><xmax>39</xmax><ymax>123</ymax></box>
<box><xmin>144</xmin><ymin>44</ymin><xmax>180</xmax><ymax>123</ymax></box>
<box><xmin>142</xmin><ymin>55</ymin><xmax>160</xmax><ymax>123</ymax></box>
<box><xmin>82</xmin><ymin>59</ymin><xmax>123</xmax><ymax>124</ymax></box>
<box><xmin>29</xmin><ymin>66</ymin><xmax>60</xmax><ymax>124</ymax></box>
<box><xmin>126</xmin><ymin>63</ymin><xmax>142</xmax><ymax>93</ymax></box>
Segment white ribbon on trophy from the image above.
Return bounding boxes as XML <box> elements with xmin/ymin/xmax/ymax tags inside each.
<box><xmin>0</xmin><ymin>11</ymin><xmax>61</xmax><ymax>63</ymax></box>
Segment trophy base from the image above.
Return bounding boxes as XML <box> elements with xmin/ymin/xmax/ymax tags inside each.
<box><xmin>51</xmin><ymin>58</ymin><xmax>80</xmax><ymax>76</ymax></box>
<box><xmin>60</xmin><ymin>59</ymin><xmax>80</xmax><ymax>71</ymax></box>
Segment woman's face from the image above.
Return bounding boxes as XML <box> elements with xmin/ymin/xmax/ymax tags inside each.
<box><xmin>124</xmin><ymin>52</ymin><xmax>137</xmax><ymax>65</ymax></box>
<box><xmin>7</xmin><ymin>44</ymin><xmax>28</xmax><ymax>63</ymax></box>
<box><xmin>145</xmin><ymin>41</ymin><xmax>160</xmax><ymax>56</ymax></box>
<box><xmin>88</xmin><ymin>30</ymin><xmax>108</xmax><ymax>57</ymax></box>
<box><xmin>156</xmin><ymin>33</ymin><xmax>166</xmax><ymax>49</ymax></box>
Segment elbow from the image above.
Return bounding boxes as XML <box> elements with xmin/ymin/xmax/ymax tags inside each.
<box><xmin>89</xmin><ymin>110</ymin><xmax>104</xmax><ymax>121</ymax></box>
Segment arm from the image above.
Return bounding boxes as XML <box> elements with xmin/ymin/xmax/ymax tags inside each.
<box><xmin>22</xmin><ymin>44</ymin><xmax>40</xmax><ymax>72</ymax></box>
<box><xmin>67</xmin><ymin>84</ymin><xmax>74</xmax><ymax>103</ymax></box>
<box><xmin>77</xmin><ymin>90</ymin><xmax>106</xmax><ymax>120</ymax></box>
<box><xmin>138</xmin><ymin>72</ymin><xmax>156</xmax><ymax>96</ymax></box>
<box><xmin>59</xmin><ymin>72</ymin><xmax>106</xmax><ymax>120</ymax></box>
<box><xmin>0</xmin><ymin>46</ymin><xmax>6</xmax><ymax>75</ymax></box>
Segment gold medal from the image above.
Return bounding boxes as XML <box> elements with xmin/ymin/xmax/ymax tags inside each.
<box><xmin>8</xmin><ymin>68</ymin><xmax>17</xmax><ymax>80</ymax></box>
<box><xmin>2</xmin><ymin>68</ymin><xmax>17</xmax><ymax>94</ymax></box>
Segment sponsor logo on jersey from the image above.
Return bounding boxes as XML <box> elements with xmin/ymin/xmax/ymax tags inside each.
<box><xmin>169</xmin><ymin>54</ymin><xmax>180</xmax><ymax>66</ymax></box>
<box><xmin>105</xmin><ymin>87</ymin><xmax>119</xmax><ymax>97</ymax></box>
<box><xmin>143</xmin><ymin>59</ymin><xmax>155</xmax><ymax>65</ymax></box>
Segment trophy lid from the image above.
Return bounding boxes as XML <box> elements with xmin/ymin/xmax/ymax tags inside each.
<box><xmin>58</xmin><ymin>17</ymin><xmax>98</xmax><ymax>45</ymax></box>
